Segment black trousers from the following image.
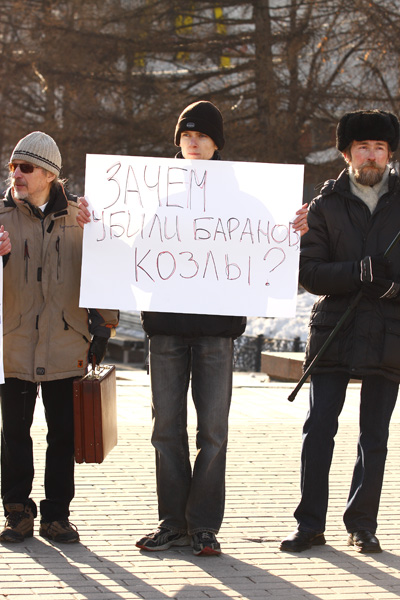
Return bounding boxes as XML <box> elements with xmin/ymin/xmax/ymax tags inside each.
<box><xmin>1</xmin><ymin>377</ymin><xmax>75</xmax><ymax>522</ymax></box>
<box><xmin>294</xmin><ymin>372</ymin><xmax>398</xmax><ymax>534</ymax></box>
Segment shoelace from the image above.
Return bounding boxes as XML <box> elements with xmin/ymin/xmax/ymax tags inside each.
<box><xmin>48</xmin><ymin>520</ymin><xmax>77</xmax><ymax>532</ymax></box>
<box><xmin>6</xmin><ymin>512</ymin><xmax>28</xmax><ymax>527</ymax></box>
<box><xmin>149</xmin><ymin>527</ymin><xmax>167</xmax><ymax>538</ymax></box>
<box><xmin>198</xmin><ymin>531</ymin><xmax>213</xmax><ymax>541</ymax></box>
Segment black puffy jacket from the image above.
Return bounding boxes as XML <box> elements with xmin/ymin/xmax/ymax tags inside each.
<box><xmin>301</xmin><ymin>167</ymin><xmax>400</xmax><ymax>382</ymax></box>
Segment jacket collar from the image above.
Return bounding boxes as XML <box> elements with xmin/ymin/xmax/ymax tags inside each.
<box><xmin>320</xmin><ymin>166</ymin><xmax>400</xmax><ymax>198</ymax></box>
<box><xmin>175</xmin><ymin>150</ymin><xmax>222</xmax><ymax>160</ymax></box>
<box><xmin>4</xmin><ymin>183</ymin><xmax>71</xmax><ymax>219</ymax></box>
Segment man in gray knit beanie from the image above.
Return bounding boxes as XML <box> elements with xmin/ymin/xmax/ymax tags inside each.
<box><xmin>0</xmin><ymin>131</ymin><xmax>118</xmax><ymax>545</ymax></box>
<box><xmin>7</xmin><ymin>131</ymin><xmax>61</xmax><ymax>207</ymax></box>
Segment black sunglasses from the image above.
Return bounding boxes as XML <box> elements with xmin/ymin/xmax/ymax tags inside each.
<box><xmin>8</xmin><ymin>163</ymin><xmax>38</xmax><ymax>174</ymax></box>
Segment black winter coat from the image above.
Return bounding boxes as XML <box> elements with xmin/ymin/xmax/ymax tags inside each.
<box><xmin>301</xmin><ymin>168</ymin><xmax>400</xmax><ymax>382</ymax></box>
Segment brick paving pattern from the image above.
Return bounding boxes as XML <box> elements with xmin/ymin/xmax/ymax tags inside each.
<box><xmin>1</xmin><ymin>368</ymin><xmax>400</xmax><ymax>599</ymax></box>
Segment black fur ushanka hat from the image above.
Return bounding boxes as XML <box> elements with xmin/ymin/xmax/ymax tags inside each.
<box><xmin>336</xmin><ymin>109</ymin><xmax>399</xmax><ymax>152</ymax></box>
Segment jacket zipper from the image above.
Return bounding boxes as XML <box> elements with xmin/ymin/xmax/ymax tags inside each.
<box><xmin>24</xmin><ymin>240</ymin><xmax>30</xmax><ymax>282</ymax></box>
<box><xmin>56</xmin><ymin>236</ymin><xmax>61</xmax><ymax>279</ymax></box>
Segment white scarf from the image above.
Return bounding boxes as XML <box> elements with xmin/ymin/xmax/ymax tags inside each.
<box><xmin>349</xmin><ymin>165</ymin><xmax>390</xmax><ymax>214</ymax></box>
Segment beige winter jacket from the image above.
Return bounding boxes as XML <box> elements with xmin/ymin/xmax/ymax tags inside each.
<box><xmin>0</xmin><ymin>184</ymin><xmax>118</xmax><ymax>382</ymax></box>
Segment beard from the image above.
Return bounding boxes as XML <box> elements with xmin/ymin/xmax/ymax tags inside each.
<box><xmin>13</xmin><ymin>189</ymin><xmax>28</xmax><ymax>200</ymax></box>
<box><xmin>353</xmin><ymin>162</ymin><xmax>386</xmax><ymax>186</ymax></box>
<box><xmin>12</xmin><ymin>180</ymin><xmax>29</xmax><ymax>201</ymax></box>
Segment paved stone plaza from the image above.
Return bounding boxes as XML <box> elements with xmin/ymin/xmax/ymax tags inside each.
<box><xmin>1</xmin><ymin>368</ymin><xmax>400</xmax><ymax>599</ymax></box>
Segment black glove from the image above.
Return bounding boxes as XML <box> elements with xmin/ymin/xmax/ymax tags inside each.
<box><xmin>360</xmin><ymin>255</ymin><xmax>393</xmax><ymax>282</ymax></box>
<box><xmin>88</xmin><ymin>335</ymin><xmax>108</xmax><ymax>366</ymax></box>
<box><xmin>360</xmin><ymin>255</ymin><xmax>400</xmax><ymax>299</ymax></box>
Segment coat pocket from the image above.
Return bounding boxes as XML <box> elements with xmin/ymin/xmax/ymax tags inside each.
<box><xmin>46</xmin><ymin>310</ymin><xmax>91</xmax><ymax>375</ymax></box>
<box><xmin>62</xmin><ymin>309</ymin><xmax>91</xmax><ymax>342</ymax></box>
<box><xmin>3</xmin><ymin>314</ymin><xmax>21</xmax><ymax>336</ymax></box>
<box><xmin>305</xmin><ymin>309</ymin><xmax>343</xmax><ymax>365</ymax></box>
<box><xmin>381</xmin><ymin>319</ymin><xmax>400</xmax><ymax>369</ymax></box>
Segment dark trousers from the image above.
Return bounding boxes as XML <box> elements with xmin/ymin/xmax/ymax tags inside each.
<box><xmin>294</xmin><ymin>372</ymin><xmax>398</xmax><ymax>534</ymax></box>
<box><xmin>149</xmin><ymin>335</ymin><xmax>233</xmax><ymax>535</ymax></box>
<box><xmin>1</xmin><ymin>377</ymin><xmax>75</xmax><ymax>522</ymax></box>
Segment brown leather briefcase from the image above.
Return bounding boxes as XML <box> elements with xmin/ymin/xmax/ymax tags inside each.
<box><xmin>73</xmin><ymin>365</ymin><xmax>118</xmax><ymax>464</ymax></box>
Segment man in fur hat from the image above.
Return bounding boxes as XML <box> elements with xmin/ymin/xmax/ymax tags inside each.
<box><xmin>280</xmin><ymin>110</ymin><xmax>400</xmax><ymax>554</ymax></box>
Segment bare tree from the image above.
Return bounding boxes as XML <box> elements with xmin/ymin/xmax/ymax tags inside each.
<box><xmin>1</xmin><ymin>0</ymin><xmax>400</xmax><ymax>190</ymax></box>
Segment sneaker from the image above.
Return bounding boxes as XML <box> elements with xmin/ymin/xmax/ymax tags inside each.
<box><xmin>39</xmin><ymin>520</ymin><xmax>80</xmax><ymax>543</ymax></box>
<box><xmin>136</xmin><ymin>527</ymin><xmax>190</xmax><ymax>551</ymax></box>
<box><xmin>0</xmin><ymin>503</ymin><xmax>34</xmax><ymax>543</ymax></box>
<box><xmin>192</xmin><ymin>531</ymin><xmax>221</xmax><ymax>556</ymax></box>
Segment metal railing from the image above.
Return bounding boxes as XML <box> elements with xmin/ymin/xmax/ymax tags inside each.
<box><xmin>108</xmin><ymin>312</ymin><xmax>306</xmax><ymax>372</ymax></box>
<box><xmin>233</xmin><ymin>334</ymin><xmax>306</xmax><ymax>372</ymax></box>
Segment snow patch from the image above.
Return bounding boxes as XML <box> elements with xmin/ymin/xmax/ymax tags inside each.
<box><xmin>245</xmin><ymin>289</ymin><xmax>315</xmax><ymax>341</ymax></box>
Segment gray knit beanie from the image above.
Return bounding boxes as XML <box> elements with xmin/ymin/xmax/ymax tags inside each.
<box><xmin>10</xmin><ymin>131</ymin><xmax>62</xmax><ymax>175</ymax></box>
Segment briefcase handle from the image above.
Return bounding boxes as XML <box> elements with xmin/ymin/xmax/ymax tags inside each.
<box><xmin>91</xmin><ymin>359</ymin><xmax>103</xmax><ymax>377</ymax></box>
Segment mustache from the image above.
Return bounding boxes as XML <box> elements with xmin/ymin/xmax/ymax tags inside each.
<box><xmin>359</xmin><ymin>161</ymin><xmax>380</xmax><ymax>170</ymax></box>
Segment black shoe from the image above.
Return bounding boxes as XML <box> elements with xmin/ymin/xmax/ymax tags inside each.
<box><xmin>136</xmin><ymin>527</ymin><xmax>190</xmax><ymax>551</ymax></box>
<box><xmin>280</xmin><ymin>529</ymin><xmax>326</xmax><ymax>552</ymax></box>
<box><xmin>348</xmin><ymin>530</ymin><xmax>382</xmax><ymax>553</ymax></box>
<box><xmin>192</xmin><ymin>531</ymin><xmax>221</xmax><ymax>556</ymax></box>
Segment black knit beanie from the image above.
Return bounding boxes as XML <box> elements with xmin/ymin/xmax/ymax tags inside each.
<box><xmin>174</xmin><ymin>101</ymin><xmax>225</xmax><ymax>150</ymax></box>
<box><xmin>336</xmin><ymin>110</ymin><xmax>399</xmax><ymax>152</ymax></box>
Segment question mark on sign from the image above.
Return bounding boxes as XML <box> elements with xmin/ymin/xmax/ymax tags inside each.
<box><xmin>263</xmin><ymin>247</ymin><xmax>286</xmax><ymax>286</ymax></box>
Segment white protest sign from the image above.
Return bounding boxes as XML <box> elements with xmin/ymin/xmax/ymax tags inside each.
<box><xmin>79</xmin><ymin>155</ymin><xmax>304</xmax><ymax>317</ymax></box>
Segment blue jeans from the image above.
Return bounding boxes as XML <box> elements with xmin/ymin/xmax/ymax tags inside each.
<box><xmin>294</xmin><ymin>372</ymin><xmax>398</xmax><ymax>534</ymax></box>
<box><xmin>149</xmin><ymin>335</ymin><xmax>233</xmax><ymax>535</ymax></box>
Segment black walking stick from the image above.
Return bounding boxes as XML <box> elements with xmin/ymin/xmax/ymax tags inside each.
<box><xmin>288</xmin><ymin>229</ymin><xmax>400</xmax><ymax>402</ymax></box>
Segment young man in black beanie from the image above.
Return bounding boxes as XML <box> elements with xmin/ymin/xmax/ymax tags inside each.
<box><xmin>137</xmin><ymin>101</ymin><xmax>308</xmax><ymax>556</ymax></box>
<box><xmin>138</xmin><ymin>101</ymin><xmax>243</xmax><ymax>556</ymax></box>
<box><xmin>280</xmin><ymin>109</ymin><xmax>400</xmax><ymax>554</ymax></box>
<box><xmin>77</xmin><ymin>100</ymin><xmax>308</xmax><ymax>555</ymax></box>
